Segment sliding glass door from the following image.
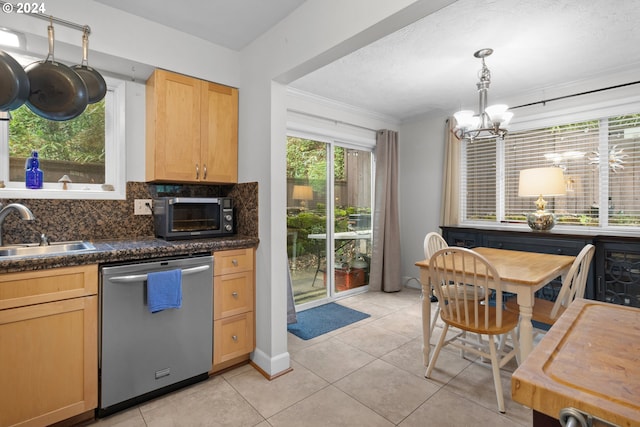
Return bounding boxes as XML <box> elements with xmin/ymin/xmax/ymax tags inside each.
<box><xmin>286</xmin><ymin>136</ymin><xmax>373</xmax><ymax>308</ymax></box>
<box><xmin>333</xmin><ymin>147</ymin><xmax>372</xmax><ymax>295</ymax></box>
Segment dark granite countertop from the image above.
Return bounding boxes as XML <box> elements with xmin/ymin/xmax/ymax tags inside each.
<box><xmin>0</xmin><ymin>235</ymin><xmax>259</xmax><ymax>274</ymax></box>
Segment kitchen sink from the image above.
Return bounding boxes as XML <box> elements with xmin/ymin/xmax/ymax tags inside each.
<box><xmin>0</xmin><ymin>241</ymin><xmax>96</xmax><ymax>258</ymax></box>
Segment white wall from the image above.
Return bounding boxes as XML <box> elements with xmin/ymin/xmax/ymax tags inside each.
<box><xmin>124</xmin><ymin>80</ymin><xmax>147</xmax><ymax>182</ymax></box>
<box><xmin>397</xmin><ymin>113</ymin><xmax>448</xmax><ymax>286</ymax></box>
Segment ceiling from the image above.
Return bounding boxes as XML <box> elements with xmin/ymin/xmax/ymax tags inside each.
<box><xmin>96</xmin><ymin>0</ymin><xmax>640</xmax><ymax>122</ymax></box>
<box><xmin>94</xmin><ymin>0</ymin><xmax>307</xmax><ymax>51</ymax></box>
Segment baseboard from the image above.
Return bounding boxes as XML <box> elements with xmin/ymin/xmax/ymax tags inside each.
<box><xmin>210</xmin><ymin>354</ymin><xmax>250</xmax><ymax>375</ymax></box>
<box><xmin>250</xmin><ymin>347</ymin><xmax>291</xmax><ymax>378</ymax></box>
<box><xmin>250</xmin><ymin>361</ymin><xmax>293</xmax><ymax>380</ymax></box>
<box><xmin>403</xmin><ymin>276</ymin><xmax>422</xmax><ymax>290</ymax></box>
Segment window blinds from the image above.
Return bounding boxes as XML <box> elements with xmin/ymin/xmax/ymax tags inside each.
<box><xmin>464</xmin><ymin>139</ymin><xmax>497</xmax><ymax>221</ymax></box>
<box><xmin>463</xmin><ymin>113</ymin><xmax>640</xmax><ymax>228</ymax></box>
<box><xmin>607</xmin><ymin>115</ymin><xmax>640</xmax><ymax>226</ymax></box>
<box><xmin>504</xmin><ymin>121</ymin><xmax>599</xmax><ymax>225</ymax></box>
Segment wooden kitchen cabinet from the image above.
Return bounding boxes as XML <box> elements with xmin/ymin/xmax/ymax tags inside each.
<box><xmin>594</xmin><ymin>236</ymin><xmax>640</xmax><ymax>307</ymax></box>
<box><xmin>146</xmin><ymin>69</ymin><xmax>239</xmax><ymax>183</ymax></box>
<box><xmin>0</xmin><ymin>265</ymin><xmax>98</xmax><ymax>427</ymax></box>
<box><xmin>211</xmin><ymin>248</ymin><xmax>255</xmax><ymax>373</ymax></box>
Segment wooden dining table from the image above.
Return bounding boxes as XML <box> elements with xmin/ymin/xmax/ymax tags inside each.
<box><xmin>415</xmin><ymin>247</ymin><xmax>576</xmax><ymax>364</ymax></box>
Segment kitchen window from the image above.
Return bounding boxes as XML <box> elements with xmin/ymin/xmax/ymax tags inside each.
<box><xmin>0</xmin><ymin>76</ymin><xmax>126</xmax><ymax>200</ymax></box>
<box><xmin>462</xmin><ymin>109</ymin><xmax>640</xmax><ymax>229</ymax></box>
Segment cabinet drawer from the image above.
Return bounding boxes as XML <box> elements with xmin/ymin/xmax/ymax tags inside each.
<box><xmin>214</xmin><ymin>248</ymin><xmax>254</xmax><ymax>275</ymax></box>
<box><xmin>485</xmin><ymin>235</ymin><xmax>588</xmax><ymax>255</ymax></box>
<box><xmin>214</xmin><ymin>271</ymin><xmax>254</xmax><ymax>319</ymax></box>
<box><xmin>213</xmin><ymin>311</ymin><xmax>254</xmax><ymax>365</ymax></box>
<box><xmin>0</xmin><ymin>265</ymin><xmax>98</xmax><ymax>310</ymax></box>
<box><xmin>445</xmin><ymin>231</ymin><xmax>479</xmax><ymax>248</ymax></box>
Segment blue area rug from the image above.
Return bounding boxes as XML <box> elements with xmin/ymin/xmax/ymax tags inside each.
<box><xmin>287</xmin><ymin>302</ymin><xmax>370</xmax><ymax>340</ymax></box>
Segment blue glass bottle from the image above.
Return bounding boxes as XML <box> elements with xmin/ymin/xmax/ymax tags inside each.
<box><xmin>25</xmin><ymin>150</ymin><xmax>43</xmax><ymax>189</ymax></box>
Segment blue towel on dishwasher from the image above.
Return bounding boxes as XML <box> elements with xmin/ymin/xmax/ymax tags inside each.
<box><xmin>147</xmin><ymin>269</ymin><xmax>182</xmax><ymax>313</ymax></box>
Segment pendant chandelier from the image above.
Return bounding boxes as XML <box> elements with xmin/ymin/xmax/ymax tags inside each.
<box><xmin>453</xmin><ymin>48</ymin><xmax>513</xmax><ymax>142</ymax></box>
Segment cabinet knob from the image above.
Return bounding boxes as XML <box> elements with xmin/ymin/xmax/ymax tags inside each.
<box><xmin>232</xmin><ymin>291</ymin><xmax>238</xmax><ymax>298</ymax></box>
<box><xmin>195</xmin><ymin>163</ymin><xmax>200</xmax><ymax>179</ymax></box>
<box><xmin>232</xmin><ymin>259</ymin><xmax>238</xmax><ymax>266</ymax></box>
<box><xmin>232</xmin><ymin>335</ymin><xmax>238</xmax><ymax>342</ymax></box>
<box><xmin>203</xmin><ymin>164</ymin><xmax>207</xmax><ymax>179</ymax></box>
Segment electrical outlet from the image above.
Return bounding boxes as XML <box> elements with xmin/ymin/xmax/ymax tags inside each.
<box><xmin>134</xmin><ymin>199</ymin><xmax>152</xmax><ymax>215</ymax></box>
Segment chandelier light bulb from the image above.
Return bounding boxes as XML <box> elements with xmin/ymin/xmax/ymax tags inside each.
<box><xmin>453</xmin><ymin>110</ymin><xmax>476</xmax><ymax>129</ymax></box>
<box><xmin>485</xmin><ymin>104</ymin><xmax>508</xmax><ymax>123</ymax></box>
<box><xmin>501</xmin><ymin>111</ymin><xmax>514</xmax><ymax>126</ymax></box>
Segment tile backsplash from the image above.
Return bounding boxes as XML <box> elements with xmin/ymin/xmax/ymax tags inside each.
<box><xmin>0</xmin><ymin>181</ymin><xmax>258</xmax><ymax>245</ymax></box>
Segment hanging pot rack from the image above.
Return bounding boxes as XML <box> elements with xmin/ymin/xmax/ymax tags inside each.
<box><xmin>0</xmin><ymin>1</ymin><xmax>91</xmax><ymax>34</ymax></box>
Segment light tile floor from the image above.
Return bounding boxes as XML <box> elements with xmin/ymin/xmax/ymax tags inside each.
<box><xmin>88</xmin><ymin>287</ymin><xmax>533</xmax><ymax>426</ymax></box>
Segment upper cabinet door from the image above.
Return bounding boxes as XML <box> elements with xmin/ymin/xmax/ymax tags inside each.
<box><xmin>146</xmin><ymin>69</ymin><xmax>202</xmax><ymax>182</ymax></box>
<box><xmin>201</xmin><ymin>81</ymin><xmax>238</xmax><ymax>183</ymax></box>
<box><xmin>146</xmin><ymin>69</ymin><xmax>238</xmax><ymax>183</ymax></box>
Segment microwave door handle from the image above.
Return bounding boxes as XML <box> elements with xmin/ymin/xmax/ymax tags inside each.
<box><xmin>108</xmin><ymin>264</ymin><xmax>211</xmax><ymax>283</ymax></box>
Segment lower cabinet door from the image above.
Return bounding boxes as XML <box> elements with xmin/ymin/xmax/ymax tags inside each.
<box><xmin>0</xmin><ymin>296</ymin><xmax>98</xmax><ymax>427</ymax></box>
<box><xmin>213</xmin><ymin>312</ymin><xmax>255</xmax><ymax>366</ymax></box>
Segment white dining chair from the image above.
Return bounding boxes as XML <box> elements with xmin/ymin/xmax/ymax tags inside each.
<box><xmin>506</xmin><ymin>244</ymin><xmax>595</xmax><ymax>335</ymax></box>
<box><xmin>423</xmin><ymin>232</ymin><xmax>448</xmax><ymax>336</ymax></box>
<box><xmin>424</xmin><ymin>232</ymin><xmax>486</xmax><ymax>340</ymax></box>
<box><xmin>426</xmin><ymin>247</ymin><xmax>520</xmax><ymax>413</ymax></box>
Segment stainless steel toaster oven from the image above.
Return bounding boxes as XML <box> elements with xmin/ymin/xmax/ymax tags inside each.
<box><xmin>153</xmin><ymin>197</ymin><xmax>234</xmax><ymax>240</ymax></box>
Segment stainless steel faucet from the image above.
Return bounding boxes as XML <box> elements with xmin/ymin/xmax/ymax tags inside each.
<box><xmin>0</xmin><ymin>203</ymin><xmax>36</xmax><ymax>246</ymax></box>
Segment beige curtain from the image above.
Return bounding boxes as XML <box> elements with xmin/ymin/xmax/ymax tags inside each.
<box><xmin>369</xmin><ymin>129</ymin><xmax>401</xmax><ymax>292</ymax></box>
<box><xmin>286</xmin><ymin>258</ymin><xmax>297</xmax><ymax>324</ymax></box>
<box><xmin>440</xmin><ymin>118</ymin><xmax>460</xmax><ymax>226</ymax></box>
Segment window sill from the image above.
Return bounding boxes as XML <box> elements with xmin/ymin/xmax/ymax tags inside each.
<box><xmin>457</xmin><ymin>221</ymin><xmax>640</xmax><ymax>238</ymax></box>
<box><xmin>0</xmin><ymin>187</ymin><xmax>125</xmax><ymax>200</ymax></box>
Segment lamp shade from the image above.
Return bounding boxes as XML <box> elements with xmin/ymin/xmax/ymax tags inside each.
<box><xmin>518</xmin><ymin>167</ymin><xmax>566</xmax><ymax>197</ymax></box>
<box><xmin>292</xmin><ymin>185</ymin><xmax>313</xmax><ymax>200</ymax></box>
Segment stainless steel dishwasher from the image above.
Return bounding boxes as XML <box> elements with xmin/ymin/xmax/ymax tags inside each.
<box><xmin>99</xmin><ymin>254</ymin><xmax>213</xmax><ymax>417</ymax></box>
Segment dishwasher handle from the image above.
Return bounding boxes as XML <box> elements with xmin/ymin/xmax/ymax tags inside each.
<box><xmin>107</xmin><ymin>264</ymin><xmax>210</xmax><ymax>283</ymax></box>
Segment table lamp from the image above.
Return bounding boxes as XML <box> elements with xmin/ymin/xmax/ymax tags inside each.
<box><xmin>292</xmin><ymin>185</ymin><xmax>313</xmax><ymax>209</ymax></box>
<box><xmin>518</xmin><ymin>167</ymin><xmax>566</xmax><ymax>231</ymax></box>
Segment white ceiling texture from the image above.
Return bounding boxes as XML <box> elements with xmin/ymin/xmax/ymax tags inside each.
<box><xmin>96</xmin><ymin>0</ymin><xmax>640</xmax><ymax>122</ymax></box>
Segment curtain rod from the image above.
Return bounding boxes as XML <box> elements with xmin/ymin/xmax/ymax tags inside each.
<box><xmin>511</xmin><ymin>80</ymin><xmax>640</xmax><ymax>110</ymax></box>
<box><xmin>0</xmin><ymin>1</ymin><xmax>90</xmax><ymax>33</ymax></box>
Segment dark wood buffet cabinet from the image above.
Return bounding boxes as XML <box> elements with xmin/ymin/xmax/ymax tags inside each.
<box><xmin>441</xmin><ymin>227</ymin><xmax>640</xmax><ymax>308</ymax></box>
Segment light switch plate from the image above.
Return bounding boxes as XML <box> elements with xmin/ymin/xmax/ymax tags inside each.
<box><xmin>134</xmin><ymin>199</ymin><xmax>152</xmax><ymax>215</ymax></box>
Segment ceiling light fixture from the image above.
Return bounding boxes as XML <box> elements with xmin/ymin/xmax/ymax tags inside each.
<box><xmin>453</xmin><ymin>48</ymin><xmax>513</xmax><ymax>142</ymax></box>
